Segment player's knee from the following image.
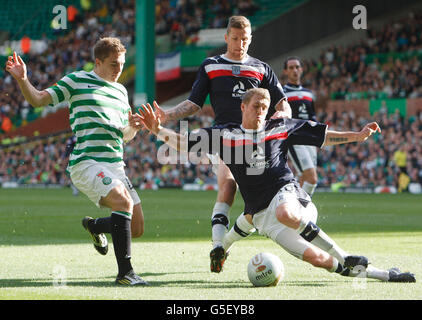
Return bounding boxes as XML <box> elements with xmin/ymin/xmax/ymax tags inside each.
<box><xmin>275</xmin><ymin>206</ymin><xmax>299</xmax><ymax>229</ymax></box>
<box><xmin>114</xmin><ymin>186</ymin><xmax>134</xmax><ymax>212</ymax></box>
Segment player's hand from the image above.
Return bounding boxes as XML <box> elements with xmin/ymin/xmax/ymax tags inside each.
<box><xmin>137</xmin><ymin>101</ymin><xmax>162</xmax><ymax>134</ymax></box>
<box><xmin>153</xmin><ymin>101</ymin><xmax>168</xmax><ymax>124</ymax></box>
<box><xmin>271</xmin><ymin>100</ymin><xmax>292</xmax><ymax>119</ymax></box>
<box><xmin>271</xmin><ymin>110</ymin><xmax>292</xmax><ymax>119</ymax></box>
<box><xmin>128</xmin><ymin>109</ymin><xmax>143</xmax><ymax>131</ymax></box>
<box><xmin>358</xmin><ymin>122</ymin><xmax>381</xmax><ymax>142</ymax></box>
<box><xmin>5</xmin><ymin>51</ymin><xmax>27</xmax><ymax>81</ymax></box>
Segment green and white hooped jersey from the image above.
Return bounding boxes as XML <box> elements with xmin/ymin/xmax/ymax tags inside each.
<box><xmin>45</xmin><ymin>70</ymin><xmax>130</xmax><ymax>169</ymax></box>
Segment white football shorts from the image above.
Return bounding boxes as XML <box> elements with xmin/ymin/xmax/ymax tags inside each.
<box><xmin>69</xmin><ymin>161</ymin><xmax>141</xmax><ymax>208</ymax></box>
<box><xmin>288</xmin><ymin>145</ymin><xmax>317</xmax><ymax>174</ymax></box>
<box><xmin>252</xmin><ymin>183</ymin><xmax>318</xmax><ymax>260</ymax></box>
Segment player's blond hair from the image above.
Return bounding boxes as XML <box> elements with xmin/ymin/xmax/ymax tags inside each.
<box><xmin>226</xmin><ymin>16</ymin><xmax>251</xmax><ymax>34</ymax></box>
<box><xmin>242</xmin><ymin>88</ymin><xmax>270</xmax><ymax>105</ymax></box>
<box><xmin>93</xmin><ymin>37</ymin><xmax>126</xmax><ymax>61</ymax></box>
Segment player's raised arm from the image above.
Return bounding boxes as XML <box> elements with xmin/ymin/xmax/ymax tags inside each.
<box><xmin>154</xmin><ymin>100</ymin><xmax>201</xmax><ymax>124</ymax></box>
<box><xmin>138</xmin><ymin>101</ymin><xmax>188</xmax><ymax>152</ymax></box>
<box><xmin>5</xmin><ymin>51</ymin><xmax>52</xmax><ymax>107</ymax></box>
<box><xmin>322</xmin><ymin>122</ymin><xmax>381</xmax><ymax>147</ymax></box>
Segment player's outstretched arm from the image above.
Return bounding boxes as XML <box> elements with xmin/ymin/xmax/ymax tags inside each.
<box><xmin>322</xmin><ymin>122</ymin><xmax>381</xmax><ymax>147</ymax></box>
<box><xmin>154</xmin><ymin>100</ymin><xmax>201</xmax><ymax>124</ymax></box>
<box><xmin>138</xmin><ymin>101</ymin><xmax>187</xmax><ymax>152</ymax></box>
<box><xmin>5</xmin><ymin>51</ymin><xmax>52</xmax><ymax>107</ymax></box>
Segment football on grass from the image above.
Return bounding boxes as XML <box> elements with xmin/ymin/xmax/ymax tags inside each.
<box><xmin>247</xmin><ymin>252</ymin><xmax>284</xmax><ymax>287</ymax></box>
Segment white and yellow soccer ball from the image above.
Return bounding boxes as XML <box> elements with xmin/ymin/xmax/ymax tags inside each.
<box><xmin>247</xmin><ymin>252</ymin><xmax>284</xmax><ymax>287</ymax></box>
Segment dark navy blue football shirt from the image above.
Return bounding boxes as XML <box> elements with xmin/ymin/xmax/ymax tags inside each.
<box><xmin>283</xmin><ymin>83</ymin><xmax>317</xmax><ymax>121</ymax></box>
<box><xmin>188</xmin><ymin>55</ymin><xmax>286</xmax><ymax>125</ymax></box>
<box><xmin>187</xmin><ymin>118</ymin><xmax>327</xmax><ymax>214</ymax></box>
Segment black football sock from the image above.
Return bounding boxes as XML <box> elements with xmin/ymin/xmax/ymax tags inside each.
<box><xmin>111</xmin><ymin>211</ymin><xmax>133</xmax><ymax>277</ymax></box>
<box><xmin>88</xmin><ymin>217</ymin><xmax>111</xmax><ymax>234</ymax></box>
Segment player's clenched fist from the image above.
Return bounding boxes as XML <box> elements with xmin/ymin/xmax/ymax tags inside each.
<box><xmin>358</xmin><ymin>122</ymin><xmax>381</xmax><ymax>142</ymax></box>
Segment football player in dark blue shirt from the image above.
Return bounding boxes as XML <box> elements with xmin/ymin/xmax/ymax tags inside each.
<box><xmin>155</xmin><ymin>16</ymin><xmax>291</xmax><ymax>272</ymax></box>
<box><xmin>136</xmin><ymin>88</ymin><xmax>415</xmax><ymax>283</ymax></box>
<box><xmin>283</xmin><ymin>57</ymin><xmax>319</xmax><ymax>197</ymax></box>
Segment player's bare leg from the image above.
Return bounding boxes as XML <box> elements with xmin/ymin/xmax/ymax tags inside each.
<box><xmin>131</xmin><ymin>203</ymin><xmax>145</xmax><ymax>238</ymax></box>
<box><xmin>274</xmin><ymin>228</ymin><xmax>415</xmax><ymax>282</ymax></box>
<box><xmin>275</xmin><ymin>201</ymin><xmax>367</xmax><ymax>268</ymax></box>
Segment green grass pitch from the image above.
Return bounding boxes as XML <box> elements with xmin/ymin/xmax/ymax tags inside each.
<box><xmin>0</xmin><ymin>188</ymin><xmax>421</xmax><ymax>300</ymax></box>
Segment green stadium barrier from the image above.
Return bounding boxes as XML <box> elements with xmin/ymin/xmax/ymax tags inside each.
<box><xmin>369</xmin><ymin>98</ymin><xmax>407</xmax><ymax>117</ymax></box>
<box><xmin>365</xmin><ymin>50</ymin><xmax>422</xmax><ymax>64</ymax></box>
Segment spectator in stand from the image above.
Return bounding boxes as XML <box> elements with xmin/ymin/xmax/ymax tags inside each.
<box><xmin>236</xmin><ymin>0</ymin><xmax>260</xmax><ymax>17</ymax></box>
<box><xmin>1</xmin><ymin>109</ymin><xmax>422</xmax><ymax>192</ymax></box>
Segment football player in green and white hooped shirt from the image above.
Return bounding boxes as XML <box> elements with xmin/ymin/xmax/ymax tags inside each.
<box><xmin>6</xmin><ymin>37</ymin><xmax>148</xmax><ymax>286</ymax></box>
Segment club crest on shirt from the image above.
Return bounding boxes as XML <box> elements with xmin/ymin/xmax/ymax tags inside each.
<box><xmin>102</xmin><ymin>177</ymin><xmax>112</xmax><ymax>185</ymax></box>
<box><xmin>232</xmin><ymin>65</ymin><xmax>241</xmax><ymax>75</ymax></box>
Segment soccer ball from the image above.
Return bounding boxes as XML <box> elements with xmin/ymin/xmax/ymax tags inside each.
<box><xmin>247</xmin><ymin>252</ymin><xmax>284</xmax><ymax>287</ymax></box>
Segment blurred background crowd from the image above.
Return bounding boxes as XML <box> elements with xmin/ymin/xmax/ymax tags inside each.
<box><xmin>1</xmin><ymin>0</ymin><xmax>421</xmax><ymax>193</ymax></box>
<box><xmin>2</xmin><ymin>109</ymin><xmax>421</xmax><ymax>192</ymax></box>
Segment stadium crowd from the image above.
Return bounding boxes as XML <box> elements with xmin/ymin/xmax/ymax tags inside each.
<box><xmin>0</xmin><ymin>0</ymin><xmax>136</xmax><ymax>134</ymax></box>
<box><xmin>315</xmin><ymin>108</ymin><xmax>422</xmax><ymax>191</ymax></box>
<box><xmin>1</xmin><ymin>2</ymin><xmax>422</xmax><ymax>193</ymax></box>
<box><xmin>280</xmin><ymin>10</ymin><xmax>422</xmax><ymax>101</ymax></box>
<box><xmin>155</xmin><ymin>0</ymin><xmax>260</xmax><ymax>43</ymax></box>
<box><xmin>1</xmin><ymin>0</ymin><xmax>263</xmax><ymax>133</ymax></box>
<box><xmin>1</xmin><ymin>109</ymin><xmax>422</xmax><ymax>193</ymax></box>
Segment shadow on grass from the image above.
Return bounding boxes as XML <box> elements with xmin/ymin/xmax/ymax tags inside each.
<box><xmin>0</xmin><ymin>278</ymin><xmax>250</xmax><ymax>289</ymax></box>
<box><xmin>0</xmin><ymin>277</ymin><xmax>349</xmax><ymax>289</ymax></box>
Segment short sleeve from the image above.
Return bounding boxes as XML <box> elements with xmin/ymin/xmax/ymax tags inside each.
<box><xmin>288</xmin><ymin>120</ymin><xmax>327</xmax><ymax>147</ymax></box>
<box><xmin>45</xmin><ymin>74</ymin><xmax>73</xmax><ymax>106</ymax></box>
<box><xmin>187</xmin><ymin>61</ymin><xmax>210</xmax><ymax>108</ymax></box>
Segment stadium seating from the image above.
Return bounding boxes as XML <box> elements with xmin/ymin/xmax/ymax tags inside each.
<box><xmin>0</xmin><ymin>0</ymin><xmax>84</xmax><ymax>40</ymax></box>
<box><xmin>247</xmin><ymin>0</ymin><xmax>308</xmax><ymax>28</ymax></box>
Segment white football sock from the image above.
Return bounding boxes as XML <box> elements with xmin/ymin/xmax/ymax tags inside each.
<box><xmin>211</xmin><ymin>202</ymin><xmax>230</xmax><ymax>248</ymax></box>
<box><xmin>366</xmin><ymin>265</ymin><xmax>390</xmax><ymax>281</ymax></box>
<box><xmin>302</xmin><ymin>181</ymin><xmax>317</xmax><ymax>197</ymax></box>
<box><xmin>222</xmin><ymin>214</ymin><xmax>255</xmax><ymax>251</ymax></box>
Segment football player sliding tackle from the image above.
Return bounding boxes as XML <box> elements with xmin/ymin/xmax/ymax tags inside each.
<box><xmin>136</xmin><ymin>88</ymin><xmax>415</xmax><ymax>283</ymax></box>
